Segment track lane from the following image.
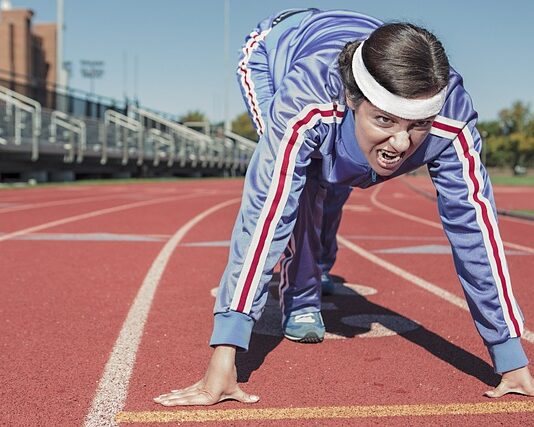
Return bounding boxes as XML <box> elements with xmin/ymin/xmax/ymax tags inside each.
<box><xmin>0</xmin><ymin>185</ymin><xmax>237</xmax><ymax>426</ymax></box>
<box><xmin>122</xmin><ymin>180</ymin><xmax>533</xmax><ymax>426</ymax></box>
<box><xmin>2</xmin><ymin>179</ymin><xmax>533</xmax><ymax>426</ymax></box>
<box><xmin>84</xmin><ymin>196</ymin><xmax>240</xmax><ymax>426</ymax></box>
<box><xmin>361</xmin><ymin>180</ymin><xmax>534</xmax><ymax>331</ymax></box>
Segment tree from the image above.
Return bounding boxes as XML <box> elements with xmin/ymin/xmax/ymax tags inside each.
<box><xmin>231</xmin><ymin>112</ymin><xmax>259</xmax><ymax>142</ymax></box>
<box><xmin>180</xmin><ymin>110</ymin><xmax>208</xmax><ymax>123</ymax></box>
<box><xmin>498</xmin><ymin>101</ymin><xmax>534</xmax><ymax>169</ymax></box>
<box><xmin>477</xmin><ymin>101</ymin><xmax>534</xmax><ymax>170</ymax></box>
<box><xmin>477</xmin><ymin>120</ymin><xmax>511</xmax><ymax>167</ymax></box>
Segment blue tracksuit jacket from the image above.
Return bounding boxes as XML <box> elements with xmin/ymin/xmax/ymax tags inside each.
<box><xmin>210</xmin><ymin>9</ymin><xmax>527</xmax><ymax>373</ymax></box>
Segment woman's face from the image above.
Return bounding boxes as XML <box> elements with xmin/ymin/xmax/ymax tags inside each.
<box><xmin>348</xmin><ymin>99</ymin><xmax>435</xmax><ymax>176</ymax></box>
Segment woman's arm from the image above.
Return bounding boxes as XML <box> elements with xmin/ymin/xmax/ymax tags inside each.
<box><xmin>154</xmin><ymin>345</ymin><xmax>259</xmax><ymax>406</ymax></box>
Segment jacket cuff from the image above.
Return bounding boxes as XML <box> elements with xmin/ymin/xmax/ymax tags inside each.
<box><xmin>487</xmin><ymin>337</ymin><xmax>528</xmax><ymax>373</ymax></box>
<box><xmin>209</xmin><ymin>311</ymin><xmax>255</xmax><ymax>352</ymax></box>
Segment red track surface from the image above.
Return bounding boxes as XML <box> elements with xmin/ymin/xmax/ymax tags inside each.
<box><xmin>0</xmin><ymin>176</ymin><xmax>533</xmax><ymax>426</ymax></box>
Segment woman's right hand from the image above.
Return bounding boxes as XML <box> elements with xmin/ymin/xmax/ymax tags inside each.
<box><xmin>153</xmin><ymin>345</ymin><xmax>260</xmax><ymax>406</ymax></box>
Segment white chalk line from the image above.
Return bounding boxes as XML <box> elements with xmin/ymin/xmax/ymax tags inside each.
<box><xmin>0</xmin><ymin>194</ymin><xmax>139</xmax><ymax>214</ymax></box>
<box><xmin>0</xmin><ymin>187</ymin><xmax>223</xmax><ymax>215</ymax></box>
<box><xmin>370</xmin><ymin>186</ymin><xmax>534</xmax><ymax>255</ymax></box>
<box><xmin>339</xmin><ymin>186</ymin><xmax>534</xmax><ymax>344</ymax></box>
<box><xmin>0</xmin><ymin>192</ymin><xmax>216</xmax><ymax>243</ymax></box>
<box><xmin>83</xmin><ymin>197</ymin><xmax>240</xmax><ymax>427</ymax></box>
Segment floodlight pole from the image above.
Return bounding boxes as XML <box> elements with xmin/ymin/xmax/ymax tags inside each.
<box><xmin>56</xmin><ymin>0</ymin><xmax>64</xmax><ymax>86</ymax></box>
<box><xmin>56</xmin><ymin>0</ymin><xmax>70</xmax><ymax>111</ymax></box>
<box><xmin>80</xmin><ymin>60</ymin><xmax>105</xmax><ymax>97</ymax></box>
<box><xmin>224</xmin><ymin>0</ymin><xmax>230</xmax><ymax>132</ymax></box>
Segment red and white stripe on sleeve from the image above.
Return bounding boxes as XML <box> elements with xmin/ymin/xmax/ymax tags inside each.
<box><xmin>237</xmin><ymin>29</ymin><xmax>272</xmax><ymax>136</ymax></box>
<box><xmin>230</xmin><ymin>103</ymin><xmax>345</xmax><ymax>313</ymax></box>
<box><xmin>430</xmin><ymin>115</ymin><xmax>523</xmax><ymax>337</ymax></box>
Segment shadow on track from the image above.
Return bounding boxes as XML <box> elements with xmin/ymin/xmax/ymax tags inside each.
<box><xmin>236</xmin><ymin>273</ymin><xmax>499</xmax><ymax>387</ymax></box>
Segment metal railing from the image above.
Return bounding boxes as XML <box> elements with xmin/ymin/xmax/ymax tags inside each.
<box><xmin>0</xmin><ymin>85</ymin><xmax>257</xmax><ymax>175</ymax></box>
<box><xmin>102</xmin><ymin>110</ymin><xmax>144</xmax><ymax>165</ymax></box>
<box><xmin>0</xmin><ymin>85</ymin><xmax>42</xmax><ymax>160</ymax></box>
<box><xmin>147</xmin><ymin>128</ymin><xmax>175</xmax><ymax>167</ymax></box>
<box><xmin>131</xmin><ymin>107</ymin><xmax>213</xmax><ymax>168</ymax></box>
<box><xmin>49</xmin><ymin>110</ymin><xmax>86</xmax><ymax>163</ymax></box>
<box><xmin>225</xmin><ymin>130</ymin><xmax>257</xmax><ymax>171</ymax></box>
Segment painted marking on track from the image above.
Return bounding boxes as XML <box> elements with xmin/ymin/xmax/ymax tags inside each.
<box><xmin>210</xmin><ymin>282</ymin><xmax>417</xmax><ymax>340</ymax></box>
<box><xmin>84</xmin><ymin>198</ymin><xmax>240</xmax><ymax>427</ymax></box>
<box><xmin>375</xmin><ymin>244</ymin><xmax>528</xmax><ymax>256</ymax></box>
<box><xmin>339</xmin><ymin>314</ymin><xmax>420</xmax><ymax>337</ymax></box>
<box><xmin>343</xmin><ymin>235</ymin><xmax>446</xmax><ymax>241</ymax></box>
<box><xmin>182</xmin><ymin>240</ymin><xmax>231</xmax><ymax>247</ymax></box>
<box><xmin>370</xmin><ymin>186</ymin><xmax>534</xmax><ymax>254</ymax></box>
<box><xmin>343</xmin><ymin>204</ymin><xmax>371</xmax><ymax>212</ymax></box>
<box><xmin>500</xmin><ymin>215</ymin><xmax>534</xmax><ymax>227</ymax></box>
<box><xmin>0</xmin><ymin>193</ymin><xmax>210</xmax><ymax>243</ymax></box>
<box><xmin>337</xmin><ymin>235</ymin><xmax>534</xmax><ymax>345</ymax></box>
<box><xmin>116</xmin><ymin>401</ymin><xmax>534</xmax><ymax>423</ymax></box>
<box><xmin>177</xmin><ymin>236</ymin><xmax>456</xmax><ymax>247</ymax></box>
<box><xmin>0</xmin><ymin>232</ymin><xmax>165</xmax><ymax>242</ymax></box>
<box><xmin>0</xmin><ymin>194</ymin><xmax>129</xmax><ymax>214</ymax></box>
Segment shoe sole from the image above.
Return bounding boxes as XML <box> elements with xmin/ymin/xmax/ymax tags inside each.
<box><xmin>284</xmin><ymin>331</ymin><xmax>324</xmax><ymax>343</ymax></box>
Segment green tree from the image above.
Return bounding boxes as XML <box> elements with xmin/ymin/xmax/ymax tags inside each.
<box><xmin>477</xmin><ymin>120</ymin><xmax>510</xmax><ymax>167</ymax></box>
<box><xmin>477</xmin><ymin>101</ymin><xmax>534</xmax><ymax>170</ymax></box>
<box><xmin>498</xmin><ymin>101</ymin><xmax>534</xmax><ymax>169</ymax></box>
<box><xmin>180</xmin><ymin>110</ymin><xmax>208</xmax><ymax>123</ymax></box>
<box><xmin>231</xmin><ymin>112</ymin><xmax>259</xmax><ymax>142</ymax></box>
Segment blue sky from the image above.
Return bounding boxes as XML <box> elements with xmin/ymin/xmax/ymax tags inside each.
<box><xmin>9</xmin><ymin>0</ymin><xmax>534</xmax><ymax>122</ymax></box>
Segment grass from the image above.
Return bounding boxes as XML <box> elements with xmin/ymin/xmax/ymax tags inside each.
<box><xmin>0</xmin><ymin>176</ymin><xmax>245</xmax><ymax>191</ymax></box>
<box><xmin>489</xmin><ymin>175</ymin><xmax>534</xmax><ymax>186</ymax></box>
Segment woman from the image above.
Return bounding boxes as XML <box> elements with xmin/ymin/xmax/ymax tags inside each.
<box><xmin>155</xmin><ymin>9</ymin><xmax>534</xmax><ymax>405</ymax></box>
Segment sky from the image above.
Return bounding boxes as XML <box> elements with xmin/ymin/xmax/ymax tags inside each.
<box><xmin>8</xmin><ymin>0</ymin><xmax>534</xmax><ymax>123</ymax></box>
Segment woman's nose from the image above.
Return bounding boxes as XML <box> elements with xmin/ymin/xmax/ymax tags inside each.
<box><xmin>389</xmin><ymin>131</ymin><xmax>410</xmax><ymax>152</ymax></box>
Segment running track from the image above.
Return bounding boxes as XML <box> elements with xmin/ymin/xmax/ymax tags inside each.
<box><xmin>0</xmin><ymin>176</ymin><xmax>533</xmax><ymax>426</ymax></box>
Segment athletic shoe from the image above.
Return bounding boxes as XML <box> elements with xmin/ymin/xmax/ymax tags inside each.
<box><xmin>321</xmin><ymin>272</ymin><xmax>336</xmax><ymax>296</ymax></box>
<box><xmin>283</xmin><ymin>312</ymin><xmax>325</xmax><ymax>343</ymax></box>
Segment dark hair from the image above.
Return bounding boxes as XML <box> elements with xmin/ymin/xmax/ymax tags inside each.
<box><xmin>338</xmin><ymin>23</ymin><xmax>450</xmax><ymax>108</ymax></box>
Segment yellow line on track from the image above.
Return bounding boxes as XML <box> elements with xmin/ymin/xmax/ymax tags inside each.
<box><xmin>116</xmin><ymin>401</ymin><xmax>534</xmax><ymax>423</ymax></box>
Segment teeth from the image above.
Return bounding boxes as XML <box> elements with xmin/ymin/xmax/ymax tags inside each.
<box><xmin>378</xmin><ymin>149</ymin><xmax>403</xmax><ymax>165</ymax></box>
<box><xmin>379</xmin><ymin>150</ymin><xmax>399</xmax><ymax>160</ymax></box>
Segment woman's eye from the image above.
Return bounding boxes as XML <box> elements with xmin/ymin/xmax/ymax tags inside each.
<box><xmin>414</xmin><ymin>120</ymin><xmax>431</xmax><ymax>128</ymax></box>
<box><xmin>376</xmin><ymin>116</ymin><xmax>392</xmax><ymax>124</ymax></box>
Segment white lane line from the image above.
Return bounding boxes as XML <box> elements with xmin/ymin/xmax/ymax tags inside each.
<box><xmin>0</xmin><ymin>193</ymin><xmax>213</xmax><ymax>243</ymax></box>
<box><xmin>337</xmin><ymin>235</ymin><xmax>534</xmax><ymax>345</ymax></box>
<box><xmin>0</xmin><ymin>187</ymin><xmax>222</xmax><ymax>215</ymax></box>
<box><xmin>401</xmin><ymin>177</ymin><xmax>534</xmax><ymax>226</ymax></box>
<box><xmin>342</xmin><ymin>235</ymin><xmax>446</xmax><ymax>241</ymax></box>
<box><xmin>0</xmin><ymin>194</ymin><xmax>135</xmax><ymax>214</ymax></box>
<box><xmin>500</xmin><ymin>215</ymin><xmax>534</xmax><ymax>227</ymax></box>
<box><xmin>370</xmin><ymin>186</ymin><xmax>534</xmax><ymax>255</ymax></box>
<box><xmin>370</xmin><ymin>186</ymin><xmax>442</xmax><ymax>230</ymax></box>
<box><xmin>83</xmin><ymin>198</ymin><xmax>240</xmax><ymax>427</ymax></box>
<box><xmin>0</xmin><ymin>232</ymin><xmax>165</xmax><ymax>242</ymax></box>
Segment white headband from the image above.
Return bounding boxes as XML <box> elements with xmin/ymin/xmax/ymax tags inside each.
<box><xmin>351</xmin><ymin>41</ymin><xmax>447</xmax><ymax>120</ymax></box>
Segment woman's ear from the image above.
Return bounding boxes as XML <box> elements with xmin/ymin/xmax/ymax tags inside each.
<box><xmin>345</xmin><ymin>91</ymin><xmax>357</xmax><ymax>110</ymax></box>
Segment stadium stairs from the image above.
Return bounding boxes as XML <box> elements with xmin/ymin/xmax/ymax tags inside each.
<box><xmin>0</xmin><ymin>85</ymin><xmax>256</xmax><ymax>183</ymax></box>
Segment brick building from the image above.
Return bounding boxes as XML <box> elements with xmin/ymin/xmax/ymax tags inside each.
<box><xmin>0</xmin><ymin>2</ymin><xmax>57</xmax><ymax>88</ymax></box>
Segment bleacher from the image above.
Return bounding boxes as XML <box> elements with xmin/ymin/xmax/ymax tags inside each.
<box><xmin>0</xmin><ymin>84</ymin><xmax>257</xmax><ymax>182</ymax></box>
